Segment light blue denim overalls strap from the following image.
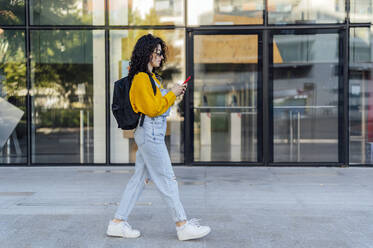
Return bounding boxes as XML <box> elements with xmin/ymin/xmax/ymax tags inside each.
<box><xmin>152</xmin><ymin>78</ymin><xmax>171</xmax><ymax>117</ymax></box>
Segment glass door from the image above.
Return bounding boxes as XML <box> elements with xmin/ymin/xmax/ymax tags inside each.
<box><xmin>270</xmin><ymin>30</ymin><xmax>342</xmax><ymax>163</ymax></box>
<box><xmin>191</xmin><ymin>32</ymin><xmax>261</xmax><ymax>162</ymax></box>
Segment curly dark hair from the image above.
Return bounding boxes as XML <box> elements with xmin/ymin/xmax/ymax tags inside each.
<box><xmin>128</xmin><ymin>34</ymin><xmax>167</xmax><ymax>82</ymax></box>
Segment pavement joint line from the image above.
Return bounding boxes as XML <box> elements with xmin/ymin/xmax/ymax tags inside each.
<box><xmin>15</xmin><ymin>202</ymin><xmax>153</xmax><ymax>206</ymax></box>
<box><xmin>77</xmin><ymin>169</ymin><xmax>131</xmax><ymax>174</ymax></box>
<box><xmin>0</xmin><ymin>192</ymin><xmax>35</xmax><ymax>196</ymax></box>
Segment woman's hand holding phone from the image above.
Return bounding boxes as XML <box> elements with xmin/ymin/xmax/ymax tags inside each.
<box><xmin>171</xmin><ymin>83</ymin><xmax>186</xmax><ymax>96</ymax></box>
<box><xmin>172</xmin><ymin>76</ymin><xmax>190</xmax><ymax>96</ymax></box>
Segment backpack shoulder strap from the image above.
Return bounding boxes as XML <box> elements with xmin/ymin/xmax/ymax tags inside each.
<box><xmin>139</xmin><ymin>113</ymin><xmax>145</xmax><ymax>126</ymax></box>
<box><xmin>147</xmin><ymin>73</ymin><xmax>157</xmax><ymax>96</ymax></box>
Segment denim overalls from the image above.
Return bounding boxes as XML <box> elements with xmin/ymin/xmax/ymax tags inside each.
<box><xmin>114</xmin><ymin>79</ymin><xmax>187</xmax><ymax>222</ymax></box>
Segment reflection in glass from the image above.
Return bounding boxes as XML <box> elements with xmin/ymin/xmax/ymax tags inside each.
<box><xmin>188</xmin><ymin>0</ymin><xmax>263</xmax><ymax>26</ymax></box>
<box><xmin>349</xmin><ymin>28</ymin><xmax>373</xmax><ymax>164</ymax></box>
<box><xmin>0</xmin><ymin>0</ymin><xmax>25</xmax><ymax>25</ymax></box>
<box><xmin>268</xmin><ymin>0</ymin><xmax>345</xmax><ymax>24</ymax></box>
<box><xmin>109</xmin><ymin>0</ymin><xmax>184</xmax><ymax>25</ymax></box>
<box><xmin>193</xmin><ymin>35</ymin><xmax>259</xmax><ymax>162</ymax></box>
<box><xmin>30</xmin><ymin>0</ymin><xmax>104</xmax><ymax>25</ymax></box>
<box><xmin>110</xmin><ymin>29</ymin><xmax>185</xmax><ymax>163</ymax></box>
<box><xmin>350</xmin><ymin>0</ymin><xmax>373</xmax><ymax>23</ymax></box>
<box><xmin>31</xmin><ymin>30</ymin><xmax>106</xmax><ymax>163</ymax></box>
<box><xmin>0</xmin><ymin>30</ymin><xmax>27</xmax><ymax>164</ymax></box>
<box><xmin>273</xmin><ymin>33</ymin><xmax>339</xmax><ymax>162</ymax></box>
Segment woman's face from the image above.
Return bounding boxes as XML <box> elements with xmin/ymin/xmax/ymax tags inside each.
<box><xmin>150</xmin><ymin>44</ymin><xmax>164</xmax><ymax>68</ymax></box>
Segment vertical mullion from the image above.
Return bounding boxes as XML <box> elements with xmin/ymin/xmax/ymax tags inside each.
<box><xmin>343</xmin><ymin>0</ymin><xmax>350</xmax><ymax>166</ymax></box>
<box><xmin>105</xmin><ymin>29</ymin><xmax>110</xmax><ymax>165</ymax></box>
<box><xmin>183</xmin><ymin>1</ymin><xmax>188</xmax><ymax>164</ymax></box>
<box><xmin>263</xmin><ymin>0</ymin><xmax>269</xmax><ymax>165</ymax></box>
<box><xmin>264</xmin><ymin>0</ymin><xmax>268</xmax><ymax>26</ymax></box>
<box><xmin>105</xmin><ymin>0</ymin><xmax>110</xmax><ymax>165</ymax></box>
<box><xmin>105</xmin><ymin>0</ymin><xmax>109</xmax><ymax>26</ymax></box>
<box><xmin>26</xmin><ymin>0</ymin><xmax>31</xmax><ymax>165</ymax></box>
<box><xmin>184</xmin><ymin>0</ymin><xmax>187</xmax><ymax>27</ymax></box>
<box><xmin>263</xmin><ymin>29</ymin><xmax>270</xmax><ymax>165</ymax></box>
<box><xmin>184</xmin><ymin>30</ymin><xmax>194</xmax><ymax>165</ymax></box>
<box><xmin>257</xmin><ymin>32</ymin><xmax>264</xmax><ymax>163</ymax></box>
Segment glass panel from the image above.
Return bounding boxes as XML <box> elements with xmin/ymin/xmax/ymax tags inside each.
<box><xmin>109</xmin><ymin>0</ymin><xmax>184</xmax><ymax>25</ymax></box>
<box><xmin>188</xmin><ymin>0</ymin><xmax>263</xmax><ymax>26</ymax></box>
<box><xmin>272</xmin><ymin>33</ymin><xmax>339</xmax><ymax>162</ymax></box>
<box><xmin>0</xmin><ymin>0</ymin><xmax>25</xmax><ymax>25</ymax></box>
<box><xmin>349</xmin><ymin>27</ymin><xmax>373</xmax><ymax>164</ymax></box>
<box><xmin>110</xmin><ymin>29</ymin><xmax>185</xmax><ymax>163</ymax></box>
<box><xmin>30</xmin><ymin>0</ymin><xmax>104</xmax><ymax>25</ymax></box>
<box><xmin>31</xmin><ymin>30</ymin><xmax>106</xmax><ymax>163</ymax></box>
<box><xmin>0</xmin><ymin>30</ymin><xmax>27</xmax><ymax>164</ymax></box>
<box><xmin>193</xmin><ymin>35</ymin><xmax>259</xmax><ymax>162</ymax></box>
<box><xmin>350</xmin><ymin>0</ymin><xmax>373</xmax><ymax>23</ymax></box>
<box><xmin>268</xmin><ymin>0</ymin><xmax>345</xmax><ymax>24</ymax></box>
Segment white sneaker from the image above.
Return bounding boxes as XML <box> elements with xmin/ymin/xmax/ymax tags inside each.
<box><xmin>106</xmin><ymin>220</ymin><xmax>141</xmax><ymax>238</ymax></box>
<box><xmin>176</xmin><ymin>218</ymin><xmax>211</xmax><ymax>241</ymax></box>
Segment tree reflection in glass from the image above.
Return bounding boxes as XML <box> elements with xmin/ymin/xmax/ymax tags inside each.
<box><xmin>0</xmin><ymin>0</ymin><xmax>25</xmax><ymax>25</ymax></box>
<box><xmin>31</xmin><ymin>30</ymin><xmax>106</xmax><ymax>163</ymax></box>
<box><xmin>30</xmin><ymin>0</ymin><xmax>104</xmax><ymax>25</ymax></box>
<box><xmin>109</xmin><ymin>0</ymin><xmax>184</xmax><ymax>26</ymax></box>
<box><xmin>0</xmin><ymin>30</ymin><xmax>27</xmax><ymax>164</ymax></box>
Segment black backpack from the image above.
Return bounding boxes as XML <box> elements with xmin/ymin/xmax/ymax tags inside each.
<box><xmin>112</xmin><ymin>73</ymin><xmax>157</xmax><ymax>130</ymax></box>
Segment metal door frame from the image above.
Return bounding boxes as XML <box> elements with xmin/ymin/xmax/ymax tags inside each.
<box><xmin>185</xmin><ymin>29</ymin><xmax>264</xmax><ymax>166</ymax></box>
<box><xmin>267</xmin><ymin>28</ymin><xmax>347</xmax><ymax>166</ymax></box>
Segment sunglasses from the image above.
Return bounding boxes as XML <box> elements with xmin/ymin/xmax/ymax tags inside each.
<box><xmin>153</xmin><ymin>50</ymin><xmax>164</xmax><ymax>57</ymax></box>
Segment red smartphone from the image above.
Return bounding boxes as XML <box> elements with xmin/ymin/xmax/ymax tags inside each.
<box><xmin>183</xmin><ymin>76</ymin><xmax>191</xmax><ymax>85</ymax></box>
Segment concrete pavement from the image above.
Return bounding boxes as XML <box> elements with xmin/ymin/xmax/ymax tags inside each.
<box><xmin>1</xmin><ymin>166</ymin><xmax>373</xmax><ymax>248</ymax></box>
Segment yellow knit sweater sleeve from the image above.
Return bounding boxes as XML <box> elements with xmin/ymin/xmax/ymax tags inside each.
<box><xmin>129</xmin><ymin>72</ymin><xmax>176</xmax><ymax>117</ymax></box>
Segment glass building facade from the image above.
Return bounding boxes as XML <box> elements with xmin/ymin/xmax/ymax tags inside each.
<box><xmin>0</xmin><ymin>0</ymin><xmax>373</xmax><ymax>166</ymax></box>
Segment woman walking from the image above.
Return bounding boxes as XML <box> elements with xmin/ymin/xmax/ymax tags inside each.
<box><xmin>106</xmin><ymin>34</ymin><xmax>211</xmax><ymax>241</ymax></box>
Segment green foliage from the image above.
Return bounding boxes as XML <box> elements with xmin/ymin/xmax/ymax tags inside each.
<box><xmin>0</xmin><ymin>30</ymin><xmax>25</xmax><ymax>64</ymax></box>
<box><xmin>0</xmin><ymin>0</ymin><xmax>25</xmax><ymax>25</ymax></box>
<box><xmin>1</xmin><ymin>62</ymin><xmax>26</xmax><ymax>96</ymax></box>
<box><xmin>32</xmin><ymin>30</ymin><xmax>93</xmax><ymax>64</ymax></box>
<box><xmin>36</xmin><ymin>109</ymin><xmax>82</xmax><ymax>128</ymax></box>
<box><xmin>0</xmin><ymin>30</ymin><xmax>26</xmax><ymax>114</ymax></box>
<box><xmin>0</xmin><ymin>0</ymin><xmax>97</xmax><ymax>25</ymax></box>
<box><xmin>31</xmin><ymin>0</ymin><xmax>92</xmax><ymax>25</ymax></box>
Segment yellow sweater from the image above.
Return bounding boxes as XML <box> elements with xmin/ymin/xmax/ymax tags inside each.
<box><xmin>129</xmin><ymin>72</ymin><xmax>176</xmax><ymax>117</ymax></box>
